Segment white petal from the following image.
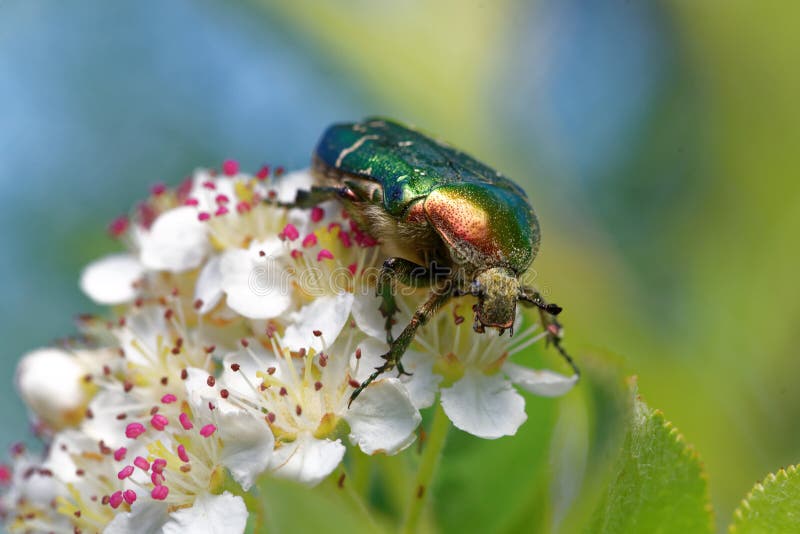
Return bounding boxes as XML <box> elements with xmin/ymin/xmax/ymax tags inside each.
<box><xmin>346</xmin><ymin>378</ymin><xmax>421</xmax><ymax>455</ymax></box>
<box><xmin>194</xmin><ymin>254</ymin><xmax>224</xmax><ymax>314</ymax></box>
<box><xmin>272</xmin><ymin>169</ymin><xmax>314</xmax><ymax>204</ymax></box>
<box><xmin>189</xmin><ymin>171</ymin><xmax>237</xmax><ymax>212</ymax></box>
<box><xmin>351</xmin><ymin>341</ymin><xmax>439</xmax><ymax>410</ymax></box>
<box><xmin>440</xmin><ymin>370</ymin><xmax>527</xmax><ymax>439</ymax></box>
<box><xmin>350</xmin><ymin>336</ymin><xmax>388</xmax><ymax>383</ymax></box>
<box><xmin>220</xmin><ymin>246</ymin><xmax>291</xmax><ymax>319</ymax></box>
<box><xmin>105</xmin><ymin>499</ymin><xmax>169</xmax><ymax>534</ymax></box>
<box><xmin>397</xmin><ymin>350</ymin><xmax>441</xmax><ymax>410</ymax></box>
<box><xmin>281</xmin><ymin>293</ymin><xmax>354</xmax><ymax>352</ymax></box>
<box><xmin>79</xmin><ymin>253</ymin><xmax>143</xmax><ymax>305</ymax></box>
<box><xmin>162</xmin><ymin>492</ymin><xmax>247</xmax><ymax>534</ymax></box>
<box><xmin>139</xmin><ymin>207</ymin><xmax>209</xmax><ymax>272</ymax></box>
<box><xmin>351</xmin><ymin>292</ymin><xmax>407</xmax><ymax>341</ymax></box>
<box><xmin>15</xmin><ymin>348</ymin><xmax>87</xmax><ymax>428</ymax></box>
<box><xmin>504</xmin><ymin>362</ymin><xmax>579</xmax><ymax>397</ymax></box>
<box><xmin>217</xmin><ymin>405</ymin><xmax>274</xmax><ymax>490</ymax></box>
<box><xmin>81</xmin><ymin>389</ymin><xmax>134</xmax><ymax>447</ymax></box>
<box><xmin>7</xmin><ymin>456</ymin><xmax>61</xmax><ymax>508</ymax></box>
<box><xmin>270</xmin><ymin>434</ymin><xmax>345</xmax><ymax>486</ymax></box>
<box><xmin>221</xmin><ymin>349</ymin><xmax>278</xmax><ymax>402</ymax></box>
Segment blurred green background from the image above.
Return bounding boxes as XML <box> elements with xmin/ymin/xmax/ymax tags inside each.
<box><xmin>2</xmin><ymin>1</ymin><xmax>798</xmax><ymax>531</ymax></box>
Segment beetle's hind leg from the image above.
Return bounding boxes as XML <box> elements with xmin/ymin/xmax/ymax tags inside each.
<box><xmin>349</xmin><ymin>288</ymin><xmax>451</xmax><ymax>406</ymax></box>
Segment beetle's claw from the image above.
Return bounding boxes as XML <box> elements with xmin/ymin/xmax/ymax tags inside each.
<box><xmin>396</xmin><ymin>361</ymin><xmax>413</xmax><ymax>378</ymax></box>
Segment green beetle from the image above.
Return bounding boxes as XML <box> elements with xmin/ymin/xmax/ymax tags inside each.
<box><xmin>289</xmin><ymin>117</ymin><xmax>576</xmax><ymax>403</ymax></box>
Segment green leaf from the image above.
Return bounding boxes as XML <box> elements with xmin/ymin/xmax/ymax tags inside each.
<box><xmin>588</xmin><ymin>379</ymin><xmax>713</xmax><ymax>534</ymax></box>
<box><xmin>729</xmin><ymin>465</ymin><xmax>800</xmax><ymax>534</ymax></box>
<box><xmin>254</xmin><ymin>471</ymin><xmax>388</xmax><ymax>534</ymax></box>
<box><xmin>433</xmin><ymin>391</ymin><xmax>558</xmax><ymax>534</ymax></box>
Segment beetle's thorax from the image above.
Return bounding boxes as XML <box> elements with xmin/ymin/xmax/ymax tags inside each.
<box><xmin>472</xmin><ymin>267</ymin><xmax>520</xmax><ymax>331</ymax></box>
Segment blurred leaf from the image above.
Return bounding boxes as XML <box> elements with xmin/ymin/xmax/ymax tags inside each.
<box><xmin>433</xmin><ymin>392</ymin><xmax>558</xmax><ymax>534</ymax></box>
<box><xmin>256</xmin><ymin>472</ymin><xmax>387</xmax><ymax>533</ymax></box>
<box><xmin>729</xmin><ymin>465</ymin><xmax>800</xmax><ymax>534</ymax></box>
<box><xmin>552</xmin><ymin>352</ymin><xmax>631</xmax><ymax>534</ymax></box>
<box><xmin>587</xmin><ymin>379</ymin><xmax>713</xmax><ymax>534</ymax></box>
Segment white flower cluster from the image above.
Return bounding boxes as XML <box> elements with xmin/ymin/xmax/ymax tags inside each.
<box><xmin>1</xmin><ymin>161</ymin><xmax>576</xmax><ymax>533</ymax></box>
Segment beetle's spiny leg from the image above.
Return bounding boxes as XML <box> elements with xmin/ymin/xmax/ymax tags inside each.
<box><xmin>349</xmin><ymin>288</ymin><xmax>451</xmax><ymax>407</ymax></box>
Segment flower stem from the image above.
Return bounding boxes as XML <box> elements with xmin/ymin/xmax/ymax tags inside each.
<box><xmin>401</xmin><ymin>403</ymin><xmax>450</xmax><ymax>534</ymax></box>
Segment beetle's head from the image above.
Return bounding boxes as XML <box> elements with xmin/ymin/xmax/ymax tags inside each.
<box><xmin>471</xmin><ymin>267</ymin><xmax>519</xmax><ymax>333</ymax></box>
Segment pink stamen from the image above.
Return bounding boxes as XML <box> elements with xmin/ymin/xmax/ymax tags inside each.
<box><xmin>236</xmin><ymin>201</ymin><xmax>251</xmax><ymax>213</ymax></box>
<box><xmin>198</xmin><ymin>212</ymin><xmax>211</xmax><ymax>221</ymax></box>
<box><xmin>339</xmin><ymin>231</ymin><xmax>352</xmax><ymax>248</ymax></box>
<box><xmin>151</xmin><ymin>471</ymin><xmax>164</xmax><ymax>485</ymax></box>
<box><xmin>0</xmin><ymin>464</ymin><xmax>11</xmax><ymax>484</ymax></box>
<box><xmin>125</xmin><ymin>423</ymin><xmax>146</xmax><ymax>439</ymax></box>
<box><xmin>134</xmin><ymin>456</ymin><xmax>150</xmax><ymax>471</ymax></box>
<box><xmin>317</xmin><ymin>249</ymin><xmax>334</xmax><ymax>261</ymax></box>
<box><xmin>117</xmin><ymin>465</ymin><xmax>134</xmax><ymax>480</ymax></box>
<box><xmin>151</xmin><ymin>485</ymin><xmax>169</xmax><ymax>501</ymax></box>
<box><xmin>161</xmin><ymin>394</ymin><xmax>177</xmax><ymax>404</ymax></box>
<box><xmin>215</xmin><ymin>206</ymin><xmax>229</xmax><ymax>217</ymax></box>
<box><xmin>152</xmin><ymin>458</ymin><xmax>167</xmax><ymax>473</ymax></box>
<box><xmin>348</xmin><ymin>263</ymin><xmax>357</xmax><ymax>275</ymax></box>
<box><xmin>177</xmin><ymin>444</ymin><xmax>189</xmax><ymax>463</ymax></box>
<box><xmin>282</xmin><ymin>224</ymin><xmax>299</xmax><ymax>241</ymax></box>
<box><xmin>256</xmin><ymin>165</ymin><xmax>270</xmax><ymax>180</ymax></box>
<box><xmin>108</xmin><ymin>215</ymin><xmax>129</xmax><ymax>238</ymax></box>
<box><xmin>302</xmin><ymin>233</ymin><xmax>318</xmax><ymax>248</ymax></box>
<box><xmin>184</xmin><ymin>197</ymin><xmax>199</xmax><ymax>206</ymax></box>
<box><xmin>275</xmin><ymin>166</ymin><xmax>285</xmax><ymax>176</ymax></box>
<box><xmin>290</xmin><ymin>249</ymin><xmax>302</xmax><ymax>259</ymax></box>
<box><xmin>200</xmin><ymin>424</ymin><xmax>217</xmax><ymax>438</ymax></box>
<box><xmin>150</xmin><ymin>183</ymin><xmax>167</xmax><ymax>196</ymax></box>
<box><xmin>176</xmin><ymin>176</ymin><xmax>194</xmax><ymax>203</ymax></box>
<box><xmin>358</xmin><ymin>234</ymin><xmax>378</xmax><ymax>248</ymax></box>
<box><xmin>202</xmin><ymin>181</ymin><xmax>216</xmax><ymax>190</ymax></box>
<box><xmin>222</xmin><ymin>159</ymin><xmax>239</xmax><ymax>176</ymax></box>
<box><xmin>311</xmin><ymin>206</ymin><xmax>324</xmax><ymax>222</ymax></box>
<box><xmin>123</xmin><ymin>490</ymin><xmax>137</xmax><ymax>505</ymax></box>
<box><xmin>179</xmin><ymin>412</ymin><xmax>193</xmax><ymax>430</ymax></box>
<box><xmin>215</xmin><ymin>194</ymin><xmax>230</xmax><ymax>204</ymax></box>
<box><xmin>113</xmin><ymin>447</ymin><xmax>127</xmax><ymax>462</ymax></box>
<box><xmin>109</xmin><ymin>491</ymin><xmax>124</xmax><ymax>509</ymax></box>
<box><xmin>150</xmin><ymin>414</ymin><xmax>169</xmax><ymax>431</ymax></box>
<box><xmin>137</xmin><ymin>202</ymin><xmax>158</xmax><ymax>229</ymax></box>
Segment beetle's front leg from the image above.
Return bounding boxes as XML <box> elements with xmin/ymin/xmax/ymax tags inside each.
<box><xmin>377</xmin><ymin>258</ymin><xmax>433</xmax><ymax>343</ymax></box>
<box><xmin>518</xmin><ymin>286</ymin><xmax>563</xmax><ymax>316</ymax></box>
<box><xmin>349</xmin><ymin>288</ymin><xmax>452</xmax><ymax>406</ymax></box>
<box><xmin>264</xmin><ymin>185</ymin><xmax>357</xmax><ymax>209</ymax></box>
<box><xmin>518</xmin><ymin>286</ymin><xmax>580</xmax><ymax>378</ymax></box>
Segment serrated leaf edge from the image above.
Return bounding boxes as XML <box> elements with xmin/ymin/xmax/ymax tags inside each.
<box><xmin>729</xmin><ymin>464</ymin><xmax>800</xmax><ymax>533</ymax></box>
<box><xmin>629</xmin><ymin>379</ymin><xmax>716</xmax><ymax>532</ymax></box>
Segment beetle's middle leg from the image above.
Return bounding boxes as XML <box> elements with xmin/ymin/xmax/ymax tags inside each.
<box><xmin>376</xmin><ymin>257</ymin><xmax>435</xmax><ymax>344</ymax></box>
<box><xmin>350</xmin><ymin>288</ymin><xmax>452</xmax><ymax>406</ymax></box>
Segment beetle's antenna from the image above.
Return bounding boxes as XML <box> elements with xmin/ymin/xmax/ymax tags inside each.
<box><xmin>543</xmin><ymin>317</ymin><xmax>580</xmax><ymax>378</ymax></box>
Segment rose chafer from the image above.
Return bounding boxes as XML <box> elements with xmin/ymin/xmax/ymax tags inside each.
<box><xmin>288</xmin><ymin>117</ymin><xmax>578</xmax><ymax>403</ymax></box>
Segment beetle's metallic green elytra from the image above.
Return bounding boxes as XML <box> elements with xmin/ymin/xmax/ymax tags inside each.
<box><xmin>314</xmin><ymin>118</ymin><xmax>540</xmax><ymax>276</ymax></box>
<box><xmin>295</xmin><ymin>117</ymin><xmax>574</xmax><ymax>403</ymax></box>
